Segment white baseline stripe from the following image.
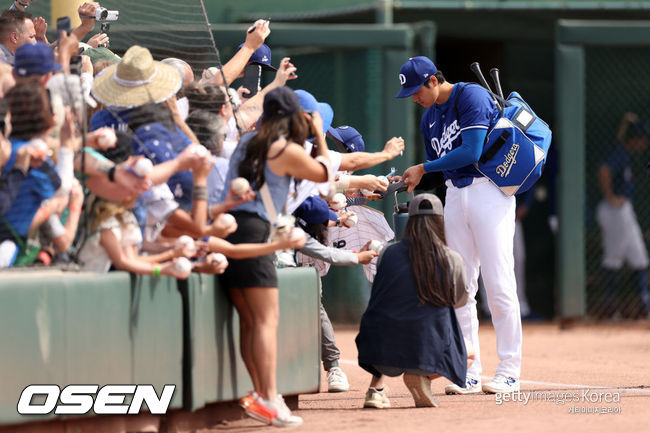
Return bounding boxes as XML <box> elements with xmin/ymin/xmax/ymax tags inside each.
<box><xmin>340</xmin><ymin>358</ymin><xmax>650</xmax><ymax>394</ymax></box>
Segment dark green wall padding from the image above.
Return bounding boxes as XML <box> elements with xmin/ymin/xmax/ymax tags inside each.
<box><xmin>0</xmin><ymin>268</ymin><xmax>320</xmax><ymax>426</ymax></box>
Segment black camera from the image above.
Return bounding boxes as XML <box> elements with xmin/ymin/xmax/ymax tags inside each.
<box><xmin>98</xmin><ymin>22</ymin><xmax>110</xmax><ymax>48</ymax></box>
<box><xmin>69</xmin><ymin>55</ymin><xmax>82</xmax><ymax>75</ymax></box>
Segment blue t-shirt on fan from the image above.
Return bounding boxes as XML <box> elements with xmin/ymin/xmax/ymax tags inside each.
<box><xmin>420</xmin><ymin>82</ymin><xmax>498</xmax><ymax>188</ymax></box>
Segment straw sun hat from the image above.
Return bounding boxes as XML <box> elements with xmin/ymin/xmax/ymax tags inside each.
<box><xmin>91</xmin><ymin>45</ymin><xmax>182</xmax><ymax>108</ymax></box>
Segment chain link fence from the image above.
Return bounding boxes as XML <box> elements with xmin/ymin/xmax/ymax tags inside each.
<box><xmin>584</xmin><ymin>46</ymin><xmax>650</xmax><ymax>319</ymax></box>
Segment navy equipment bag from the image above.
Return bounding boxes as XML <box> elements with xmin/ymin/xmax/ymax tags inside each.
<box><xmin>456</xmin><ymin>82</ymin><xmax>552</xmax><ymax>196</ymax></box>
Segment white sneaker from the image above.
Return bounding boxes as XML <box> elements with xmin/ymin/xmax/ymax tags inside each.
<box><xmin>444</xmin><ymin>377</ymin><xmax>482</xmax><ymax>395</ymax></box>
<box><xmin>327</xmin><ymin>367</ymin><xmax>350</xmax><ymax>392</ymax></box>
<box><xmin>270</xmin><ymin>394</ymin><xmax>303</xmax><ymax>428</ymax></box>
<box><xmin>363</xmin><ymin>387</ymin><xmax>390</xmax><ymax>409</ymax></box>
<box><xmin>482</xmin><ymin>375</ymin><xmax>520</xmax><ymax>394</ymax></box>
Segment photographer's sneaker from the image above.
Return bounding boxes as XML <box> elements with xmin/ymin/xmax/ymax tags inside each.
<box><xmin>327</xmin><ymin>367</ymin><xmax>350</xmax><ymax>392</ymax></box>
<box><xmin>444</xmin><ymin>377</ymin><xmax>481</xmax><ymax>395</ymax></box>
<box><xmin>482</xmin><ymin>375</ymin><xmax>520</xmax><ymax>394</ymax></box>
<box><xmin>403</xmin><ymin>374</ymin><xmax>439</xmax><ymax>407</ymax></box>
<box><xmin>363</xmin><ymin>387</ymin><xmax>390</xmax><ymax>409</ymax></box>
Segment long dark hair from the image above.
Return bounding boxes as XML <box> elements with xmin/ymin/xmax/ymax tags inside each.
<box><xmin>300</xmin><ymin>221</ymin><xmax>328</xmax><ymax>245</ymax></box>
<box><xmin>238</xmin><ymin>111</ymin><xmax>309</xmax><ymax>188</ymax></box>
<box><xmin>403</xmin><ymin>200</ymin><xmax>455</xmax><ymax>307</ymax></box>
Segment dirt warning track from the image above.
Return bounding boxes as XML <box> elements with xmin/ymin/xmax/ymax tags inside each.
<box><xmin>207</xmin><ymin>322</ymin><xmax>650</xmax><ymax>433</ymax></box>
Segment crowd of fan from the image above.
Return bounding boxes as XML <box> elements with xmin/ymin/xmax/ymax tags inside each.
<box><xmin>0</xmin><ymin>1</ymin><xmax>406</xmax><ymax>426</ymax></box>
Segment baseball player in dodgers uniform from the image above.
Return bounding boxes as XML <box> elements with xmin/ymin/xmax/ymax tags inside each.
<box><xmin>398</xmin><ymin>56</ymin><xmax>522</xmax><ymax>394</ymax></box>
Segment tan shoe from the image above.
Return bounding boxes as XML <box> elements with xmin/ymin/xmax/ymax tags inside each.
<box><xmin>403</xmin><ymin>374</ymin><xmax>439</xmax><ymax>408</ymax></box>
<box><xmin>363</xmin><ymin>386</ymin><xmax>390</xmax><ymax>408</ymax></box>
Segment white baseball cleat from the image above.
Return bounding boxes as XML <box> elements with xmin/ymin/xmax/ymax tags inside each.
<box><xmin>444</xmin><ymin>377</ymin><xmax>482</xmax><ymax>395</ymax></box>
<box><xmin>482</xmin><ymin>375</ymin><xmax>520</xmax><ymax>394</ymax></box>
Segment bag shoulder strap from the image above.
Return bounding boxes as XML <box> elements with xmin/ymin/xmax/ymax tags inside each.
<box><xmin>259</xmin><ymin>183</ymin><xmax>279</xmax><ymax>224</ymax></box>
<box><xmin>454</xmin><ymin>82</ymin><xmax>508</xmax><ymax>120</ymax></box>
<box><xmin>0</xmin><ymin>216</ymin><xmax>25</xmax><ymax>249</ymax></box>
<box><xmin>452</xmin><ymin>82</ymin><xmax>478</xmax><ymax>120</ymax></box>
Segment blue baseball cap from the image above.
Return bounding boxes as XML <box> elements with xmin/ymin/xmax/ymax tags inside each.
<box><xmin>327</xmin><ymin>125</ymin><xmax>365</xmax><ymax>153</ymax></box>
<box><xmin>395</xmin><ymin>56</ymin><xmax>437</xmax><ymax>98</ymax></box>
<box><xmin>14</xmin><ymin>42</ymin><xmax>62</xmax><ymax>77</ymax></box>
<box><xmin>294</xmin><ymin>196</ymin><xmax>338</xmax><ymax>225</ymax></box>
<box><xmin>294</xmin><ymin>89</ymin><xmax>334</xmax><ymax>134</ymax></box>
<box><xmin>237</xmin><ymin>43</ymin><xmax>276</xmax><ymax>71</ymax></box>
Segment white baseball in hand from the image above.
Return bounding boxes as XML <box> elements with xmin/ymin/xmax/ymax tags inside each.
<box><xmin>231</xmin><ymin>177</ymin><xmax>250</xmax><ymax>197</ymax></box>
<box><xmin>368</xmin><ymin>240</ymin><xmax>383</xmax><ymax>253</ymax></box>
<box><xmin>175</xmin><ymin>235</ymin><xmax>196</xmax><ymax>256</ymax></box>
<box><xmin>219</xmin><ymin>213</ymin><xmax>236</xmax><ymax>228</ymax></box>
<box><xmin>361</xmin><ymin>189</ymin><xmax>373</xmax><ymax>197</ymax></box>
<box><xmin>190</xmin><ymin>145</ymin><xmax>208</xmax><ymax>156</ymax></box>
<box><xmin>330</xmin><ymin>193</ymin><xmax>347</xmax><ymax>210</ymax></box>
<box><xmin>29</xmin><ymin>138</ymin><xmax>48</xmax><ymax>156</ymax></box>
<box><xmin>97</xmin><ymin>128</ymin><xmax>117</xmax><ymax>148</ymax></box>
<box><xmin>133</xmin><ymin>158</ymin><xmax>153</xmax><ymax>177</ymax></box>
<box><xmin>289</xmin><ymin>227</ymin><xmax>306</xmax><ymax>243</ymax></box>
<box><xmin>377</xmin><ymin>175</ymin><xmax>389</xmax><ymax>187</ymax></box>
<box><xmin>204</xmin><ymin>67</ymin><xmax>219</xmax><ymax>80</ymax></box>
<box><xmin>207</xmin><ymin>253</ymin><xmax>227</xmax><ymax>265</ymax></box>
<box><xmin>174</xmin><ymin>257</ymin><xmax>192</xmax><ymax>274</ymax></box>
<box><xmin>342</xmin><ymin>213</ymin><xmax>358</xmax><ymax>228</ymax></box>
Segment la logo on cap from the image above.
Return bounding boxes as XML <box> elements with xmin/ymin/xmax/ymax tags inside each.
<box><xmin>399</xmin><ymin>73</ymin><xmax>406</xmax><ymax>85</ymax></box>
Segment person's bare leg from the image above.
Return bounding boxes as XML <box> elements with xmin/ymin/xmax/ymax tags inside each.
<box><xmin>369</xmin><ymin>375</ymin><xmax>385</xmax><ymax>389</ymax></box>
<box><xmin>242</xmin><ymin>287</ymin><xmax>280</xmax><ymax>399</ymax></box>
<box><xmin>229</xmin><ymin>288</ymin><xmax>260</xmax><ymax>392</ymax></box>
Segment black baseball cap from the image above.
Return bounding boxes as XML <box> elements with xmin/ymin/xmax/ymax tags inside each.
<box><xmin>263</xmin><ymin>86</ymin><xmax>301</xmax><ymax>117</ymax></box>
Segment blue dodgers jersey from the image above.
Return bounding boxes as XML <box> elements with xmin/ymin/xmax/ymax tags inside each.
<box><xmin>601</xmin><ymin>143</ymin><xmax>634</xmax><ymax>201</ymax></box>
<box><xmin>420</xmin><ymin>82</ymin><xmax>498</xmax><ymax>186</ymax></box>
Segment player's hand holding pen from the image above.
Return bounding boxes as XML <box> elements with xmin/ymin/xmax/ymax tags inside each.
<box><xmin>402</xmin><ymin>164</ymin><xmax>426</xmax><ymax>193</ymax></box>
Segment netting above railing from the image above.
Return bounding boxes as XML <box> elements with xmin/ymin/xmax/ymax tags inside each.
<box><xmin>585</xmin><ymin>46</ymin><xmax>650</xmax><ymax>320</ymax></box>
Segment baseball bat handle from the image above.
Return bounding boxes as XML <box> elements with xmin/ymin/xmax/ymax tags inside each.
<box><xmin>489</xmin><ymin>68</ymin><xmax>505</xmax><ymax>99</ymax></box>
<box><xmin>470</xmin><ymin>62</ymin><xmax>493</xmax><ymax>94</ymax></box>
<box><xmin>470</xmin><ymin>62</ymin><xmax>502</xmax><ymax>110</ymax></box>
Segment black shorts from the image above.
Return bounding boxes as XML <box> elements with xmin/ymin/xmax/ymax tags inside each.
<box><xmin>219</xmin><ymin>211</ymin><xmax>277</xmax><ymax>289</ymax></box>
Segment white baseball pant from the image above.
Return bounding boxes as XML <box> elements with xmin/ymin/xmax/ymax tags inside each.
<box><xmin>444</xmin><ymin>177</ymin><xmax>522</xmax><ymax>380</ymax></box>
<box><xmin>514</xmin><ymin>219</ymin><xmax>531</xmax><ymax>316</ymax></box>
<box><xmin>596</xmin><ymin>199</ymin><xmax>648</xmax><ymax>270</ymax></box>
